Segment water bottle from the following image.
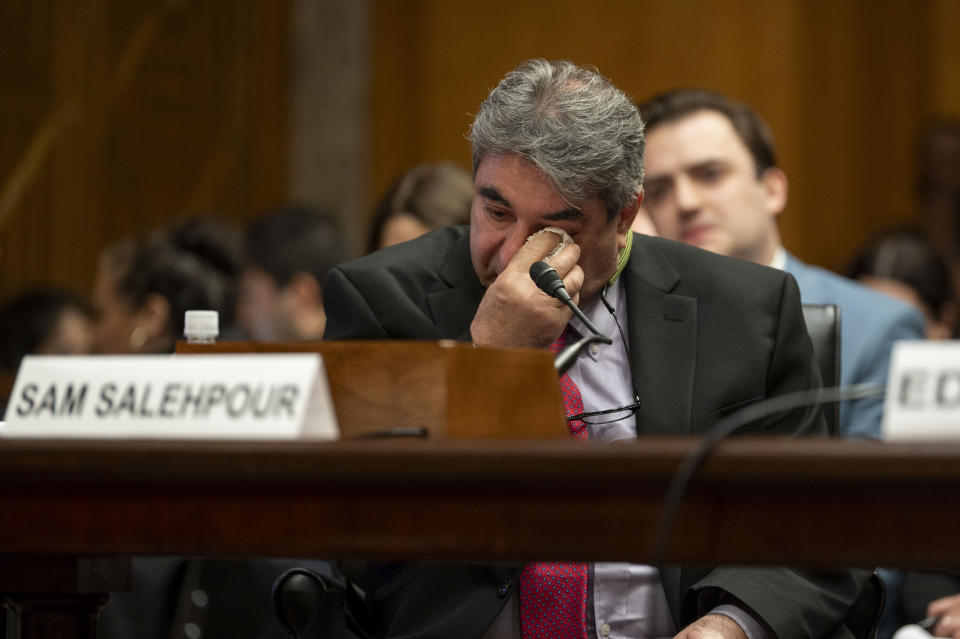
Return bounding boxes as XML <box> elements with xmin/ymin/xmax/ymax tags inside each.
<box><xmin>183</xmin><ymin>310</ymin><xmax>219</xmax><ymax>345</ymax></box>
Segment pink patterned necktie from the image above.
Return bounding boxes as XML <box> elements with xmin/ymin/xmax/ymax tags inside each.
<box><xmin>519</xmin><ymin>327</ymin><xmax>589</xmax><ymax>639</ymax></box>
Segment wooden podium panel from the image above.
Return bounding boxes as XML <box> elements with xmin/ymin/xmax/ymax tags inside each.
<box><xmin>0</xmin><ymin>437</ymin><xmax>959</xmax><ymax>568</ymax></box>
<box><xmin>1</xmin><ymin>436</ymin><xmax>960</xmax><ymax>638</ymax></box>
<box><xmin>176</xmin><ymin>340</ymin><xmax>569</xmax><ymax>440</ymax></box>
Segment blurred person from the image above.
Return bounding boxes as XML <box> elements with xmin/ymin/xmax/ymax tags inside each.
<box><xmin>638</xmin><ymin>88</ymin><xmax>925</xmax><ymax>440</ymax></box>
<box><xmin>0</xmin><ymin>289</ymin><xmax>94</xmax><ymax>372</ymax></box>
<box><xmin>367</xmin><ymin>161</ymin><xmax>473</xmax><ymax>252</ymax></box>
<box><xmin>96</xmin><ymin>216</ymin><xmax>329</xmax><ymax>639</ymax></box>
<box><xmin>0</xmin><ymin>289</ymin><xmax>93</xmax><ymax>415</ymax></box>
<box><xmin>916</xmin><ymin>117</ymin><xmax>960</xmax><ymax>262</ymax></box>
<box><xmin>850</xmin><ymin>230</ymin><xmax>960</xmax><ymax>639</ymax></box>
<box><xmin>92</xmin><ymin>217</ymin><xmax>242</xmax><ymax>353</ymax></box>
<box><xmin>238</xmin><ymin>205</ymin><xmax>345</xmax><ymax>341</ymax></box>
<box><xmin>848</xmin><ymin>228</ymin><xmax>958</xmax><ymax>339</ymax></box>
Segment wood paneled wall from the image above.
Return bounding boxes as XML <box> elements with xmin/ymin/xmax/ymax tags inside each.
<box><xmin>370</xmin><ymin>0</ymin><xmax>959</xmax><ymax>271</ymax></box>
<box><xmin>0</xmin><ymin>0</ymin><xmax>289</xmax><ymax>298</ymax></box>
<box><xmin>3</xmin><ymin>0</ymin><xmax>959</xmax><ymax>302</ymax></box>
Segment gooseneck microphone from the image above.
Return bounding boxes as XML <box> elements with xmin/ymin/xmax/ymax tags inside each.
<box><xmin>530</xmin><ymin>260</ymin><xmax>574</xmax><ymax>303</ymax></box>
<box><xmin>530</xmin><ymin>261</ymin><xmax>613</xmax><ymax>343</ymax></box>
<box><xmin>529</xmin><ymin>260</ymin><xmax>612</xmax><ymax>375</ymax></box>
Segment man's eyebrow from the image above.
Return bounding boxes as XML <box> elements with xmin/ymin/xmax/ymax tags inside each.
<box><xmin>476</xmin><ymin>186</ymin><xmax>510</xmax><ymax>207</ymax></box>
<box><xmin>545</xmin><ymin>208</ymin><xmax>584</xmax><ymax>222</ymax></box>
<box><xmin>644</xmin><ymin>159</ymin><xmax>726</xmax><ymax>184</ymax></box>
<box><xmin>689</xmin><ymin>159</ymin><xmax>726</xmax><ymax>171</ymax></box>
<box><xmin>477</xmin><ymin>186</ymin><xmax>582</xmax><ymax>221</ymax></box>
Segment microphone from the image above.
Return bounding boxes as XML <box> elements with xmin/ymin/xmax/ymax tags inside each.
<box><xmin>530</xmin><ymin>260</ymin><xmax>573</xmax><ymax>303</ymax></box>
<box><xmin>529</xmin><ymin>261</ymin><xmax>613</xmax><ymax>345</ymax></box>
<box><xmin>650</xmin><ymin>383</ymin><xmax>885</xmax><ymax>566</ymax></box>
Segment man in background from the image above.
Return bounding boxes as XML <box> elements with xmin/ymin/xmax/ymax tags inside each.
<box><xmin>638</xmin><ymin>88</ymin><xmax>925</xmax><ymax>440</ymax></box>
<box><xmin>238</xmin><ymin>205</ymin><xmax>345</xmax><ymax>341</ymax></box>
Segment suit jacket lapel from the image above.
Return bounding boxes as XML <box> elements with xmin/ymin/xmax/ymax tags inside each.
<box><xmin>623</xmin><ymin>235</ymin><xmax>698</xmax><ymax>437</ymax></box>
<box><xmin>426</xmin><ymin>228</ymin><xmax>486</xmax><ymax>340</ymax></box>
<box><xmin>622</xmin><ymin>236</ymin><xmax>698</xmax><ymax>627</ymax></box>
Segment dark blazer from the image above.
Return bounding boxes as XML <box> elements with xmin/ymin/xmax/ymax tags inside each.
<box><xmin>322</xmin><ymin>226</ymin><xmax>870</xmax><ymax>639</ymax></box>
<box><xmin>900</xmin><ymin>572</ymin><xmax>960</xmax><ymax>624</ymax></box>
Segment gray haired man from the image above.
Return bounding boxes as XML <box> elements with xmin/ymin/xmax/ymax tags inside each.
<box><xmin>321</xmin><ymin>60</ymin><xmax>872</xmax><ymax>639</ymax></box>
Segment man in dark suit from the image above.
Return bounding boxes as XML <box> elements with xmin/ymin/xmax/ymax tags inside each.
<box><xmin>321</xmin><ymin>59</ymin><xmax>870</xmax><ymax>639</ymax></box>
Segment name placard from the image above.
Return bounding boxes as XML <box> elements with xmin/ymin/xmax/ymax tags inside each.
<box><xmin>884</xmin><ymin>341</ymin><xmax>960</xmax><ymax>441</ymax></box>
<box><xmin>1</xmin><ymin>354</ymin><xmax>338</xmax><ymax>440</ymax></box>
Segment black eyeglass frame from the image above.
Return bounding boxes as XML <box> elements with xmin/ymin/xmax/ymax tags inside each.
<box><xmin>563</xmin><ymin>283</ymin><xmax>642</xmax><ymax>425</ymax></box>
<box><xmin>567</xmin><ymin>398</ymin><xmax>642</xmax><ymax>424</ymax></box>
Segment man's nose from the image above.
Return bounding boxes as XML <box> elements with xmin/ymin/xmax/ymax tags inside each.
<box><xmin>674</xmin><ymin>176</ymin><xmax>702</xmax><ymax>214</ymax></box>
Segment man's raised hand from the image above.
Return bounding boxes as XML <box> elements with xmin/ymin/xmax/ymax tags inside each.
<box><xmin>470</xmin><ymin>230</ymin><xmax>583</xmax><ymax>349</ymax></box>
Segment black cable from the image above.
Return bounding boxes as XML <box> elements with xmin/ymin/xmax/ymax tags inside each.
<box><xmin>650</xmin><ymin>383</ymin><xmax>885</xmax><ymax>566</ymax></box>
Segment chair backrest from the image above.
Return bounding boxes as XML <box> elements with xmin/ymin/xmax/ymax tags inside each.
<box><xmin>844</xmin><ymin>570</ymin><xmax>886</xmax><ymax>639</ymax></box>
<box><xmin>801</xmin><ymin>304</ymin><xmax>842</xmax><ymax>436</ymax></box>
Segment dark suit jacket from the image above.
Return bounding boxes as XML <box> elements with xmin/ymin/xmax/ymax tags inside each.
<box><xmin>900</xmin><ymin>572</ymin><xmax>960</xmax><ymax>624</ymax></box>
<box><xmin>321</xmin><ymin>226</ymin><xmax>871</xmax><ymax>639</ymax></box>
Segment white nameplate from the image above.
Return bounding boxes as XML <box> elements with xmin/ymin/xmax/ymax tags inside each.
<box><xmin>884</xmin><ymin>341</ymin><xmax>960</xmax><ymax>441</ymax></box>
<box><xmin>1</xmin><ymin>354</ymin><xmax>338</xmax><ymax>440</ymax></box>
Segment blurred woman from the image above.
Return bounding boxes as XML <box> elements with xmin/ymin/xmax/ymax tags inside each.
<box><xmin>367</xmin><ymin>162</ymin><xmax>474</xmax><ymax>252</ymax></box>
<box><xmin>848</xmin><ymin>228</ymin><xmax>958</xmax><ymax>340</ymax></box>
<box><xmin>92</xmin><ymin>217</ymin><xmax>242</xmax><ymax>353</ymax></box>
<box><xmin>95</xmin><ymin>217</ymin><xmax>316</xmax><ymax>639</ymax></box>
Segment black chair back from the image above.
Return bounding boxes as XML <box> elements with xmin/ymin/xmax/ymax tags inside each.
<box><xmin>802</xmin><ymin>303</ymin><xmax>842</xmax><ymax>436</ymax></box>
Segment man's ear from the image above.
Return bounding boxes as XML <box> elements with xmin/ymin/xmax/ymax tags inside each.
<box><xmin>616</xmin><ymin>189</ymin><xmax>644</xmax><ymax>238</ymax></box>
<box><xmin>286</xmin><ymin>272</ymin><xmax>322</xmax><ymax>309</ymax></box>
<box><xmin>762</xmin><ymin>168</ymin><xmax>789</xmax><ymax>218</ymax></box>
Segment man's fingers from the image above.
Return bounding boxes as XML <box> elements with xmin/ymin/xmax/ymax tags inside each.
<box><xmin>929</xmin><ymin>594</ymin><xmax>960</xmax><ymax>617</ymax></box>
<box><xmin>563</xmin><ymin>264</ymin><xmax>585</xmax><ymax>300</ymax></box>
<box><xmin>547</xmin><ymin>242</ymin><xmax>581</xmax><ymax>277</ymax></box>
<box><xmin>934</xmin><ymin>614</ymin><xmax>956</xmax><ymax>638</ymax></box>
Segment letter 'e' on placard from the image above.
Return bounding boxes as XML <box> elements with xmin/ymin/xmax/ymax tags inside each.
<box><xmin>0</xmin><ymin>354</ymin><xmax>338</xmax><ymax>440</ymax></box>
<box><xmin>884</xmin><ymin>341</ymin><xmax>960</xmax><ymax>441</ymax></box>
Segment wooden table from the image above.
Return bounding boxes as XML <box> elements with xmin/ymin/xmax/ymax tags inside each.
<box><xmin>1</xmin><ymin>436</ymin><xmax>959</xmax><ymax>636</ymax></box>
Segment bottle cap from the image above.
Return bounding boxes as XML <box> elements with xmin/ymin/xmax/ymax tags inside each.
<box><xmin>184</xmin><ymin>310</ymin><xmax>219</xmax><ymax>340</ymax></box>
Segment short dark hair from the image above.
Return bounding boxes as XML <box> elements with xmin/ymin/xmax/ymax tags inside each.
<box><xmin>245</xmin><ymin>205</ymin><xmax>345</xmax><ymax>287</ymax></box>
<box><xmin>0</xmin><ymin>289</ymin><xmax>92</xmax><ymax>370</ymax></box>
<box><xmin>106</xmin><ymin>217</ymin><xmax>242</xmax><ymax>342</ymax></box>
<box><xmin>638</xmin><ymin>88</ymin><xmax>778</xmax><ymax>178</ymax></box>
<box><xmin>848</xmin><ymin>227</ymin><xmax>955</xmax><ymax>319</ymax></box>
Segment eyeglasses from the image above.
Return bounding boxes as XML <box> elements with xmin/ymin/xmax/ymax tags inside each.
<box><xmin>563</xmin><ymin>285</ymin><xmax>642</xmax><ymax>426</ymax></box>
<box><xmin>567</xmin><ymin>397</ymin><xmax>642</xmax><ymax>424</ymax></box>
